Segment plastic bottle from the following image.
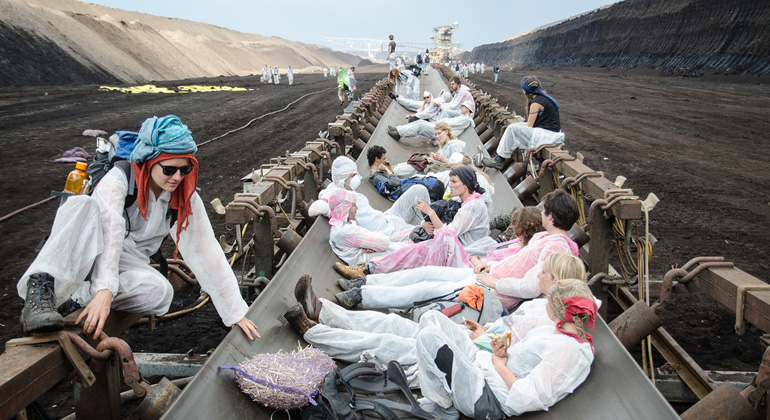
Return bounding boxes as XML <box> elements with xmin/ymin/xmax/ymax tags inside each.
<box><xmin>63</xmin><ymin>162</ymin><xmax>89</xmax><ymax>194</ymax></box>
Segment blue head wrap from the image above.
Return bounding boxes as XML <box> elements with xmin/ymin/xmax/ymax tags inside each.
<box><xmin>521</xmin><ymin>76</ymin><xmax>560</xmax><ymax>110</ymax></box>
<box><xmin>130</xmin><ymin>115</ymin><xmax>197</xmax><ymax>164</ymax></box>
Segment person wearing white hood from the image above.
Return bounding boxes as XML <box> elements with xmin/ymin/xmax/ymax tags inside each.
<box><xmin>272</xmin><ymin>66</ymin><xmax>280</xmax><ymax>85</ymax></box>
<box><xmin>437</xmin><ymin>76</ymin><xmax>474</xmax><ymax>120</ymax></box>
<box><xmin>287</xmin><ymin>66</ymin><xmax>294</xmax><ymax>85</ymax></box>
<box><xmin>399</xmin><ymin>91</ymin><xmax>440</xmax><ymax>123</ymax></box>
<box><xmin>319</xmin><ymin>157</ymin><xmax>429</xmax><ymax>240</ymax></box>
<box><xmin>323</xmin><ymin>66</ymin><xmax>328</xmax><ymax>78</ymax></box>
<box><xmin>262</xmin><ymin>64</ymin><xmax>269</xmax><ymax>84</ymax></box>
<box><xmin>387</xmin><ymin>99</ymin><xmax>475</xmax><ymax>141</ymax></box>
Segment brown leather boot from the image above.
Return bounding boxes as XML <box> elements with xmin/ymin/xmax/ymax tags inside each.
<box><xmin>333</xmin><ymin>262</ymin><xmax>367</xmax><ymax>279</ymax></box>
<box><xmin>284</xmin><ymin>303</ymin><xmax>317</xmax><ymax>335</ymax></box>
<box><xmin>294</xmin><ymin>274</ymin><xmax>322</xmax><ymax>321</ymax></box>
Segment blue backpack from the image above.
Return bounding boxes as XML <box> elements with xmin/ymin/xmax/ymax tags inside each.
<box><xmin>416</xmin><ymin>54</ymin><xmax>423</xmax><ymax>64</ymax></box>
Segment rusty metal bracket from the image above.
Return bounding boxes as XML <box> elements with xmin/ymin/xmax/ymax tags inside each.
<box><xmin>736</xmin><ymin>285</ymin><xmax>770</xmax><ymax>335</ymax></box>
<box><xmin>658</xmin><ymin>257</ymin><xmax>735</xmax><ymax>302</ymax></box>
<box><xmin>6</xmin><ymin>331</ymin><xmax>96</xmax><ymax>387</ymax></box>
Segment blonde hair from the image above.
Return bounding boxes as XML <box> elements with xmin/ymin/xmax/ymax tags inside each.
<box><xmin>542</xmin><ymin>253</ymin><xmax>586</xmax><ymax>282</ymax></box>
<box><xmin>433</xmin><ymin>122</ymin><xmax>457</xmax><ymax>145</ymax></box>
<box><xmin>388</xmin><ymin>68</ymin><xmax>400</xmax><ymax>84</ymax></box>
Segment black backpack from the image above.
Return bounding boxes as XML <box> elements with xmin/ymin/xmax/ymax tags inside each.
<box><xmin>301</xmin><ymin>361</ymin><xmax>438</xmax><ymax>420</ymax></box>
<box><xmin>416</xmin><ymin>54</ymin><xmax>423</xmax><ymax>64</ymax></box>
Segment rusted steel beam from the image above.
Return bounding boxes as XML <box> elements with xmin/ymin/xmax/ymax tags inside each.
<box><xmin>541</xmin><ymin>147</ymin><xmax>642</xmax><ymax>220</ymax></box>
<box><xmin>615</xmin><ymin>287</ymin><xmax>717</xmax><ymax>399</ymax></box>
<box><xmin>689</xmin><ymin>266</ymin><xmax>770</xmax><ymax>334</ymax></box>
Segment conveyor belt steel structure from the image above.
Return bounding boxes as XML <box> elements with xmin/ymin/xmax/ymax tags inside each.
<box><xmin>163</xmin><ymin>72</ymin><xmax>678</xmax><ymax>419</ymax></box>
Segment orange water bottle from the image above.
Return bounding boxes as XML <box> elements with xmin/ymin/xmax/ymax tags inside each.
<box><xmin>63</xmin><ymin>162</ymin><xmax>89</xmax><ymax>194</ymax></box>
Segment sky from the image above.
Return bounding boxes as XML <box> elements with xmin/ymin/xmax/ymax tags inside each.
<box><xmin>83</xmin><ymin>0</ymin><xmax>621</xmax><ymax>51</ymax></box>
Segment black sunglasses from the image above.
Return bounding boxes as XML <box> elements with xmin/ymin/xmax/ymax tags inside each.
<box><xmin>158</xmin><ymin>163</ymin><xmax>194</xmax><ymax>176</ymax></box>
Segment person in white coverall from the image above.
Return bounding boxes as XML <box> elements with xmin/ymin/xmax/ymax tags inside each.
<box><xmin>273</xmin><ymin>66</ymin><xmax>280</xmax><ymax>85</ymax></box>
<box><xmin>283</xmin><ymin>251</ymin><xmax>587</xmax><ymax>373</ymax></box>
<box><xmin>17</xmin><ymin>115</ymin><xmax>260</xmax><ymax>341</ymax></box>
<box><xmin>319</xmin><ymin>156</ymin><xmax>429</xmax><ymax>239</ymax></box>
<box><xmin>323</xmin><ymin>67</ymin><xmax>328</xmax><ymax>78</ymax></box>
<box><xmin>287</xmin><ymin>66</ymin><xmax>294</xmax><ymax>85</ymax></box>
<box><xmin>389</xmin><ymin>68</ymin><xmax>420</xmax><ymax>101</ymax></box>
<box><xmin>262</xmin><ymin>65</ymin><xmax>269</xmax><ymax>83</ymax></box>
<box><xmin>388</xmin><ymin>100</ymin><xmax>475</xmax><ymax>141</ymax></box>
<box><xmin>416</xmin><ymin>278</ymin><xmax>597</xmax><ymax>418</ymax></box>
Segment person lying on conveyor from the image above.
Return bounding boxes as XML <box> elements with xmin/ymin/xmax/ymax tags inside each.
<box><xmin>332</xmin><ymin>190</ymin><xmax>580</xmax><ymax>311</ymax></box>
<box><xmin>336</xmin><ymin>204</ymin><xmax>541</xmax><ymax>284</ymax></box>
<box><xmin>387</xmin><ymin>101</ymin><xmax>475</xmax><ymax>143</ymax></box>
<box><xmin>320</xmin><ymin>156</ymin><xmax>429</xmax><ymax>241</ymax></box>
<box><xmin>282</xmin><ymin>252</ymin><xmax>585</xmax><ymax>368</ymax></box>
<box><xmin>416</xmin><ymin>278</ymin><xmax>597</xmax><ymax>419</ymax></box>
<box><xmin>394</xmin><ymin>91</ymin><xmax>442</xmax><ymax>123</ymax></box>
<box><xmin>333</xmin><ymin>166</ymin><xmax>489</xmax><ymax>278</ymax></box>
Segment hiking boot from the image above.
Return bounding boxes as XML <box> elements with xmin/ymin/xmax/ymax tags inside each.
<box><xmin>333</xmin><ymin>262</ymin><xmax>367</xmax><ymax>279</ymax></box>
<box><xmin>21</xmin><ymin>273</ymin><xmax>64</xmax><ymax>334</ymax></box>
<box><xmin>294</xmin><ymin>274</ymin><xmax>322</xmax><ymax>321</ymax></box>
<box><xmin>481</xmin><ymin>155</ymin><xmax>506</xmax><ymax>171</ymax></box>
<box><xmin>387</xmin><ymin>126</ymin><xmax>401</xmax><ymax>141</ymax></box>
<box><xmin>337</xmin><ymin>277</ymin><xmax>367</xmax><ymax>291</ymax></box>
<box><xmin>335</xmin><ymin>288</ymin><xmax>363</xmax><ymax>309</ymax></box>
<box><xmin>284</xmin><ymin>303</ymin><xmax>317</xmax><ymax>335</ymax></box>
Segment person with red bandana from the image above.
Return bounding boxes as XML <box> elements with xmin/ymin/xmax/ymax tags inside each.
<box><xmin>17</xmin><ymin>115</ymin><xmax>260</xmax><ymax>341</ymax></box>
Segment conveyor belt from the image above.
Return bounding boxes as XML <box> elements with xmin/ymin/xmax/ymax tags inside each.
<box><xmin>163</xmin><ymin>74</ymin><xmax>679</xmax><ymax>419</ymax></box>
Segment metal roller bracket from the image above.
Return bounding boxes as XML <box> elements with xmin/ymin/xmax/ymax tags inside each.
<box><xmin>736</xmin><ymin>285</ymin><xmax>770</xmax><ymax>335</ymax></box>
<box><xmin>6</xmin><ymin>331</ymin><xmax>96</xmax><ymax>387</ymax></box>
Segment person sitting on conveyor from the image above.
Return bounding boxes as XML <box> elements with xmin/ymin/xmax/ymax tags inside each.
<box><xmin>334</xmin><ymin>165</ymin><xmax>489</xmax><ymax>278</ymax></box>
<box><xmin>401</xmin><ymin>91</ymin><xmax>440</xmax><ymax>123</ymax></box>
<box><xmin>416</xmin><ymin>278</ymin><xmax>597</xmax><ymax>419</ymax></box>
<box><xmin>481</xmin><ymin>75</ymin><xmax>565</xmax><ymax>171</ymax></box>
<box><xmin>282</xmin><ymin>252</ymin><xmax>586</xmax><ymax>368</ymax></box>
<box><xmin>393</xmin><ymin>90</ymin><xmax>449</xmax><ymax>119</ymax></box>
<box><xmin>17</xmin><ymin>115</ymin><xmax>260</xmax><ymax>340</ymax></box>
<box><xmin>332</xmin><ymin>190</ymin><xmax>579</xmax><ymax>311</ymax></box>
<box><xmin>320</xmin><ymin>156</ymin><xmax>429</xmax><ymax>240</ymax></box>
<box><xmin>387</xmin><ymin>101</ymin><xmax>475</xmax><ymax>143</ymax></box>
<box><xmin>431</xmin><ymin>152</ymin><xmax>495</xmax><ymax>217</ymax></box>
<box><xmin>436</xmin><ymin>75</ymin><xmax>474</xmax><ymax>119</ymax></box>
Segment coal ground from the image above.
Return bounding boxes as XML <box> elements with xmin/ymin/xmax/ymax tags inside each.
<box><xmin>1</xmin><ymin>65</ymin><xmax>769</xmax><ymax>418</ymax></box>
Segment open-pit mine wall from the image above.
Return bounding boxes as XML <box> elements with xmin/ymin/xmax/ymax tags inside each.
<box><xmin>0</xmin><ymin>0</ymin><xmax>360</xmax><ymax>86</ymax></box>
<box><xmin>466</xmin><ymin>0</ymin><xmax>770</xmax><ymax>76</ymax></box>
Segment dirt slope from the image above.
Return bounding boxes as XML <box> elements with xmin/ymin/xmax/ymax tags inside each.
<box><xmin>466</xmin><ymin>0</ymin><xmax>770</xmax><ymax>76</ymax></box>
<box><xmin>0</xmin><ymin>0</ymin><xmax>361</xmax><ymax>86</ymax></box>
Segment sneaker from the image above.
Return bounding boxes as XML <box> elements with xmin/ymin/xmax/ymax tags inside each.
<box><xmin>333</xmin><ymin>262</ymin><xmax>367</xmax><ymax>279</ymax></box>
<box><xmin>284</xmin><ymin>303</ymin><xmax>317</xmax><ymax>335</ymax></box>
<box><xmin>335</xmin><ymin>288</ymin><xmax>363</xmax><ymax>309</ymax></box>
<box><xmin>294</xmin><ymin>274</ymin><xmax>322</xmax><ymax>321</ymax></box>
<box><xmin>21</xmin><ymin>273</ymin><xmax>64</xmax><ymax>334</ymax></box>
<box><xmin>387</xmin><ymin>126</ymin><xmax>401</xmax><ymax>141</ymax></box>
<box><xmin>337</xmin><ymin>277</ymin><xmax>367</xmax><ymax>291</ymax></box>
<box><xmin>481</xmin><ymin>155</ymin><xmax>506</xmax><ymax>171</ymax></box>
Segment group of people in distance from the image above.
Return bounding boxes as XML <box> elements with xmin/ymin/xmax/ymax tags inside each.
<box><xmin>287</xmin><ymin>69</ymin><xmax>594</xmax><ymax>419</ymax></box>
<box><xmin>261</xmin><ymin>64</ymin><xmax>294</xmax><ymax>85</ymax></box>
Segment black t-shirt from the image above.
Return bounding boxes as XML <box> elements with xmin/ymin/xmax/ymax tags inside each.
<box><xmin>532</xmin><ymin>95</ymin><xmax>560</xmax><ymax>132</ymax></box>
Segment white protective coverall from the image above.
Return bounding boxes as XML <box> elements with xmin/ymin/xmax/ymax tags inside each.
<box><xmin>287</xmin><ymin>67</ymin><xmax>294</xmax><ymax>85</ymax></box>
<box><xmin>397</xmin><ymin>92</ymin><xmax>440</xmax><ymax>122</ymax></box>
<box><xmin>273</xmin><ymin>67</ymin><xmax>280</xmax><ymax>85</ymax></box>
<box><xmin>395</xmin><ymin>69</ymin><xmax>421</xmax><ymax>101</ymax></box>
<box><xmin>323</xmin><ymin>67</ymin><xmax>328</xmax><ymax>77</ymax></box>
<box><xmin>320</xmin><ymin>157</ymin><xmax>428</xmax><ymax>239</ymax></box>
<box><xmin>303</xmin><ymin>296</ymin><xmax>552</xmax><ymax>366</ymax></box>
<box><xmin>496</xmin><ymin>122</ymin><xmax>566</xmax><ymax>159</ymax></box>
<box><xmin>262</xmin><ymin>66</ymin><xmax>269</xmax><ymax>83</ymax></box>
<box><xmin>17</xmin><ymin>167</ymin><xmax>248</xmax><ymax>326</ymax></box>
<box><xmin>416</xmin><ymin>310</ymin><xmax>593</xmax><ymax>417</ymax></box>
<box><xmin>438</xmin><ymin>85</ymin><xmax>474</xmax><ymax>119</ymax></box>
<box><xmin>395</xmin><ymin>116</ymin><xmax>474</xmax><ymax>139</ymax></box>
<box><xmin>357</xmin><ymin>232</ymin><xmax>577</xmax><ymax>310</ymax></box>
